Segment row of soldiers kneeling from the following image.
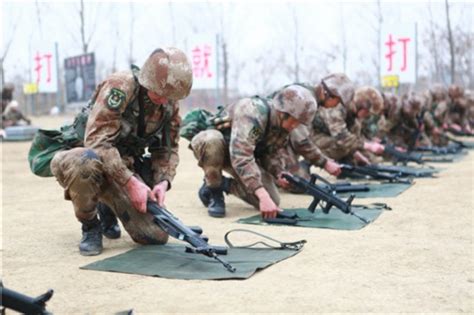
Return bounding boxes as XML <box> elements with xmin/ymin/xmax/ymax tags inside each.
<box><xmin>30</xmin><ymin>47</ymin><xmax>473</xmax><ymax>256</ymax></box>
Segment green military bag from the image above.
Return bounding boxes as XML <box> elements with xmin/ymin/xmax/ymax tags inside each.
<box><xmin>28</xmin><ymin>117</ymin><xmax>85</xmax><ymax>177</ymax></box>
<box><xmin>179</xmin><ymin>108</ymin><xmax>214</xmax><ymax>141</ymax></box>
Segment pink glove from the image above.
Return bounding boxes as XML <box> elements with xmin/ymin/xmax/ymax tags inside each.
<box><xmin>125</xmin><ymin>176</ymin><xmax>152</xmax><ymax>213</ymax></box>
<box><xmin>324</xmin><ymin>160</ymin><xmax>341</xmax><ymax>176</ymax></box>
<box><xmin>151</xmin><ymin>181</ymin><xmax>169</xmax><ymax>207</ymax></box>
<box><xmin>364</xmin><ymin>142</ymin><xmax>385</xmax><ymax>155</ymax></box>
<box><xmin>353</xmin><ymin>151</ymin><xmax>370</xmax><ymax>165</ymax></box>
<box><xmin>276</xmin><ymin>173</ymin><xmax>290</xmax><ymax>189</ymax></box>
<box><xmin>255</xmin><ymin>187</ymin><xmax>281</xmax><ymax>219</ymax></box>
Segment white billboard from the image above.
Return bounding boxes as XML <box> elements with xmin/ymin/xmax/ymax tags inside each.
<box><xmin>31</xmin><ymin>47</ymin><xmax>58</xmax><ymax>93</ymax></box>
<box><xmin>380</xmin><ymin>25</ymin><xmax>416</xmax><ymax>84</ymax></box>
<box><xmin>188</xmin><ymin>34</ymin><xmax>218</xmax><ymax>90</ymax></box>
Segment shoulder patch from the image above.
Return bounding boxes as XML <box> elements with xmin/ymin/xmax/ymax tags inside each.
<box><xmin>249</xmin><ymin>126</ymin><xmax>263</xmax><ymax>141</ymax></box>
<box><xmin>107</xmin><ymin>88</ymin><xmax>126</xmax><ymax>110</ymax></box>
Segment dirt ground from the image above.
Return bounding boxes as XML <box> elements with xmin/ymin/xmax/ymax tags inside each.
<box><xmin>1</xmin><ymin>115</ymin><xmax>473</xmax><ymax>314</ymax></box>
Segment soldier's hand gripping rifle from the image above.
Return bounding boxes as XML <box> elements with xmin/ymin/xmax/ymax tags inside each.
<box><xmin>383</xmin><ymin>144</ymin><xmax>424</xmax><ymax>165</ymax></box>
<box><xmin>1</xmin><ymin>285</ymin><xmax>53</xmax><ymax>315</ymax></box>
<box><xmin>339</xmin><ymin>164</ymin><xmax>412</xmax><ymax>184</ymax></box>
<box><xmin>282</xmin><ymin>173</ymin><xmax>369</xmax><ymax>224</ymax></box>
<box><xmin>147</xmin><ymin>201</ymin><xmax>236</xmax><ymax>272</ymax></box>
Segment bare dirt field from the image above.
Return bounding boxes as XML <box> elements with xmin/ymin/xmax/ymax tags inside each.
<box><xmin>1</xmin><ymin>115</ymin><xmax>473</xmax><ymax>314</ymax></box>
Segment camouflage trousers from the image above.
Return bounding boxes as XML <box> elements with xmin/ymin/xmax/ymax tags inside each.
<box><xmin>190</xmin><ymin>130</ymin><xmax>280</xmax><ymax>209</ymax></box>
<box><xmin>310</xmin><ymin>133</ymin><xmax>355</xmax><ymax>162</ymax></box>
<box><xmin>50</xmin><ymin>147</ymin><xmax>168</xmax><ymax>245</ymax></box>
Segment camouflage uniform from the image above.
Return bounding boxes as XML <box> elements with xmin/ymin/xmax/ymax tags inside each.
<box><xmin>377</xmin><ymin>92</ymin><xmax>401</xmax><ymax>140</ymax></box>
<box><xmin>424</xmin><ymin>85</ymin><xmax>450</xmax><ymax>146</ymax></box>
<box><xmin>1</xmin><ymin>100</ymin><xmax>31</xmax><ymax>128</ymax></box>
<box><xmin>191</xmin><ymin>86</ymin><xmax>316</xmax><ymax>209</ymax></box>
<box><xmin>51</xmin><ymin>48</ymin><xmax>191</xmax><ymax>245</ymax></box>
<box><xmin>387</xmin><ymin>92</ymin><xmax>430</xmax><ymax>149</ymax></box>
<box><xmin>446</xmin><ymin>85</ymin><xmax>469</xmax><ymax>130</ymax></box>
<box><xmin>311</xmin><ymin>103</ymin><xmax>363</xmax><ymax>162</ymax></box>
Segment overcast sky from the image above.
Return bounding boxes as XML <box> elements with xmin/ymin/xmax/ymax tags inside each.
<box><xmin>1</xmin><ymin>0</ymin><xmax>473</xmax><ymax>94</ymax></box>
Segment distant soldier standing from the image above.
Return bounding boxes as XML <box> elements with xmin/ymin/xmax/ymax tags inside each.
<box><xmin>190</xmin><ymin>85</ymin><xmax>317</xmax><ymax>218</ymax></box>
<box><xmin>50</xmin><ymin>48</ymin><xmax>193</xmax><ymax>255</ymax></box>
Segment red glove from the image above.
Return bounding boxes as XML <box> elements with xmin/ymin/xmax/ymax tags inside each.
<box><xmin>151</xmin><ymin>181</ymin><xmax>169</xmax><ymax>207</ymax></box>
<box><xmin>255</xmin><ymin>187</ymin><xmax>281</xmax><ymax>219</ymax></box>
<box><xmin>324</xmin><ymin>160</ymin><xmax>342</xmax><ymax>176</ymax></box>
<box><xmin>125</xmin><ymin>176</ymin><xmax>152</xmax><ymax>213</ymax></box>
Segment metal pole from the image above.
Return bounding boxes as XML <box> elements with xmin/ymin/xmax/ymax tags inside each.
<box><xmin>215</xmin><ymin>33</ymin><xmax>220</xmax><ymax>107</ymax></box>
<box><xmin>415</xmin><ymin>23</ymin><xmax>418</xmax><ymax>88</ymax></box>
<box><xmin>55</xmin><ymin>42</ymin><xmax>63</xmax><ymax>113</ymax></box>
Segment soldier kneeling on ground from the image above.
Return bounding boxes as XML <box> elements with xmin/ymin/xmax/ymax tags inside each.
<box><xmin>49</xmin><ymin>47</ymin><xmax>192</xmax><ymax>256</ymax></box>
<box><xmin>189</xmin><ymin>85</ymin><xmax>317</xmax><ymax>219</ymax></box>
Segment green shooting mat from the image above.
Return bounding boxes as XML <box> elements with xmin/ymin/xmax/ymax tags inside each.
<box><xmin>237</xmin><ymin>204</ymin><xmax>388</xmax><ymax>230</ymax></box>
<box><xmin>81</xmin><ymin>243</ymin><xmax>302</xmax><ymax>280</ymax></box>
<box><xmin>336</xmin><ymin>182</ymin><xmax>413</xmax><ymax>198</ymax></box>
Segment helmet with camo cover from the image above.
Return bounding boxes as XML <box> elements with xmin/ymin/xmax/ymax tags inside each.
<box><xmin>430</xmin><ymin>84</ymin><xmax>448</xmax><ymax>102</ymax></box>
<box><xmin>351</xmin><ymin>86</ymin><xmax>384</xmax><ymax>115</ymax></box>
<box><xmin>272</xmin><ymin>85</ymin><xmax>317</xmax><ymax>126</ymax></box>
<box><xmin>138</xmin><ymin>47</ymin><xmax>193</xmax><ymax>101</ymax></box>
<box><xmin>448</xmin><ymin>84</ymin><xmax>464</xmax><ymax>99</ymax></box>
<box><xmin>402</xmin><ymin>92</ymin><xmax>424</xmax><ymax>117</ymax></box>
<box><xmin>321</xmin><ymin>73</ymin><xmax>355</xmax><ymax>106</ymax></box>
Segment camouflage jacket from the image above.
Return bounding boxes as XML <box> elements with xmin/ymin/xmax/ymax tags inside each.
<box><xmin>312</xmin><ymin>104</ymin><xmax>365</xmax><ymax>156</ymax></box>
<box><xmin>84</xmin><ymin>71</ymin><xmax>181</xmax><ymax>187</ymax></box>
<box><xmin>227</xmin><ymin>97</ymin><xmax>289</xmax><ymax>193</ymax></box>
<box><xmin>289</xmin><ymin>125</ymin><xmax>328</xmax><ymax>167</ymax></box>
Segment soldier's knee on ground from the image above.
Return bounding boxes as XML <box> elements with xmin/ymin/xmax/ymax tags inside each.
<box><xmin>129</xmin><ymin>228</ymin><xmax>169</xmax><ymax>245</ymax></box>
<box><xmin>191</xmin><ymin>130</ymin><xmax>226</xmax><ymax>165</ymax></box>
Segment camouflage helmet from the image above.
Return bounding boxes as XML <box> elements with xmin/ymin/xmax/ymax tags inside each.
<box><xmin>401</xmin><ymin>92</ymin><xmax>423</xmax><ymax>117</ymax></box>
<box><xmin>430</xmin><ymin>84</ymin><xmax>448</xmax><ymax>102</ymax></box>
<box><xmin>320</xmin><ymin>73</ymin><xmax>355</xmax><ymax>106</ymax></box>
<box><xmin>138</xmin><ymin>47</ymin><xmax>193</xmax><ymax>101</ymax></box>
<box><xmin>448</xmin><ymin>84</ymin><xmax>464</xmax><ymax>99</ymax></box>
<box><xmin>351</xmin><ymin>86</ymin><xmax>384</xmax><ymax>115</ymax></box>
<box><xmin>272</xmin><ymin>85</ymin><xmax>317</xmax><ymax>126</ymax></box>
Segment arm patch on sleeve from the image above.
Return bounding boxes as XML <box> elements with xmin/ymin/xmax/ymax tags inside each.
<box><xmin>107</xmin><ymin>88</ymin><xmax>126</xmax><ymax>110</ymax></box>
<box><xmin>249</xmin><ymin>126</ymin><xmax>263</xmax><ymax>141</ymax></box>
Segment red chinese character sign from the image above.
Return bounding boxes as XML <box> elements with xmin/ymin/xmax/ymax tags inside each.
<box><xmin>380</xmin><ymin>25</ymin><xmax>416</xmax><ymax>85</ymax></box>
<box><xmin>32</xmin><ymin>48</ymin><xmax>58</xmax><ymax>93</ymax></box>
<box><xmin>188</xmin><ymin>35</ymin><xmax>217</xmax><ymax>90</ymax></box>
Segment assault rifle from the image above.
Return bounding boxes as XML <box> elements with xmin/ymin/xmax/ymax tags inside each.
<box><xmin>340</xmin><ymin>164</ymin><xmax>412</xmax><ymax>184</ymax></box>
<box><xmin>282</xmin><ymin>173</ymin><xmax>369</xmax><ymax>223</ymax></box>
<box><xmin>415</xmin><ymin>143</ymin><xmax>463</xmax><ymax>155</ymax></box>
<box><xmin>1</xmin><ymin>285</ymin><xmax>53</xmax><ymax>314</ymax></box>
<box><xmin>363</xmin><ymin>164</ymin><xmax>435</xmax><ymax>178</ymax></box>
<box><xmin>309</xmin><ymin>172</ymin><xmax>370</xmax><ymax>193</ymax></box>
<box><xmin>384</xmin><ymin>144</ymin><xmax>424</xmax><ymax>165</ymax></box>
<box><xmin>147</xmin><ymin>201</ymin><xmax>236</xmax><ymax>272</ymax></box>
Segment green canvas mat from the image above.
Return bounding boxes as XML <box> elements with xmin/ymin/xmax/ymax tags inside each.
<box><xmin>422</xmin><ymin>150</ymin><xmax>468</xmax><ymax>163</ymax></box>
<box><xmin>237</xmin><ymin>204</ymin><xmax>388</xmax><ymax>230</ymax></box>
<box><xmin>336</xmin><ymin>182</ymin><xmax>413</xmax><ymax>198</ymax></box>
<box><xmin>81</xmin><ymin>243</ymin><xmax>302</xmax><ymax>280</ymax></box>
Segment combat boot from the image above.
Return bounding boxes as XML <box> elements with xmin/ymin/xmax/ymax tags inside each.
<box><xmin>97</xmin><ymin>203</ymin><xmax>121</xmax><ymax>239</ymax></box>
<box><xmin>208</xmin><ymin>187</ymin><xmax>226</xmax><ymax>218</ymax></box>
<box><xmin>198</xmin><ymin>177</ymin><xmax>233</xmax><ymax>207</ymax></box>
<box><xmin>198</xmin><ymin>181</ymin><xmax>211</xmax><ymax>207</ymax></box>
<box><xmin>79</xmin><ymin>217</ymin><xmax>103</xmax><ymax>256</ymax></box>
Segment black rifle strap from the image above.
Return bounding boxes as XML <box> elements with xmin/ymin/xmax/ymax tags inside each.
<box><xmin>137</xmin><ymin>87</ymin><xmax>146</xmax><ymax>138</ymax></box>
<box><xmin>224</xmin><ymin>229</ymin><xmax>306</xmax><ymax>251</ymax></box>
